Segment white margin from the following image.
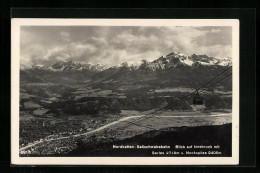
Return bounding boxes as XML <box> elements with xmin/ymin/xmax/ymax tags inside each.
<box><xmin>11</xmin><ymin>19</ymin><xmax>239</xmax><ymax>165</ymax></box>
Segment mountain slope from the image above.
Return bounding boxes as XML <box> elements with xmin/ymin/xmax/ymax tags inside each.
<box><xmin>23</xmin><ymin>60</ymin><xmax>107</xmax><ymax>73</ymax></box>
<box><xmin>20</xmin><ymin>51</ymin><xmax>232</xmax><ymax>90</ymax></box>
<box><xmin>22</xmin><ymin>51</ymin><xmax>232</xmax><ymax>73</ymax></box>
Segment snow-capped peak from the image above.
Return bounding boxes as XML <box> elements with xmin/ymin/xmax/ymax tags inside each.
<box><xmin>22</xmin><ymin>51</ymin><xmax>232</xmax><ymax>73</ymax></box>
<box><xmin>25</xmin><ymin>60</ymin><xmax>108</xmax><ymax>72</ymax></box>
<box><xmin>139</xmin><ymin>51</ymin><xmax>232</xmax><ymax>71</ymax></box>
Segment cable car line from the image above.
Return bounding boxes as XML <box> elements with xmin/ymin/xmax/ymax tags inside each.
<box><xmin>118</xmin><ymin>71</ymin><xmax>232</xmax><ymax>130</ymax></box>
<box><xmin>116</xmin><ymin>64</ymin><xmax>233</xmax><ymax>129</ymax></box>
<box><xmin>177</xmin><ymin>65</ymin><xmax>231</xmax><ymax>101</ymax></box>
<box><xmin>194</xmin><ymin>66</ymin><xmax>231</xmax><ymax>92</ymax></box>
<box><xmin>196</xmin><ymin>73</ymin><xmax>232</xmax><ymax>94</ymax></box>
<box><xmin>119</xmin><ymin>72</ymin><xmax>232</xmax><ymax>129</ymax></box>
<box><xmin>170</xmin><ymin>72</ymin><xmax>231</xmax><ymax>106</ymax></box>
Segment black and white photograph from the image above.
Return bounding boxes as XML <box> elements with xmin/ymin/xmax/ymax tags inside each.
<box><xmin>11</xmin><ymin>19</ymin><xmax>239</xmax><ymax>165</ymax></box>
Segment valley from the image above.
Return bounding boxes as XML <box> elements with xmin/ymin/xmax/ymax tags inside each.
<box><xmin>19</xmin><ymin>51</ymin><xmax>233</xmax><ymax>156</ymax></box>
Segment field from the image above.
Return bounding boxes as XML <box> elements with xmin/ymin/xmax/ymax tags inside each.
<box><xmin>19</xmin><ymin>78</ymin><xmax>232</xmax><ymax>156</ymax></box>
<box><xmin>19</xmin><ymin>110</ymin><xmax>231</xmax><ymax>156</ymax></box>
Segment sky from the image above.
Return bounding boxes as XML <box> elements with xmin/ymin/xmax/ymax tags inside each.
<box><xmin>20</xmin><ymin>26</ymin><xmax>232</xmax><ymax>67</ymax></box>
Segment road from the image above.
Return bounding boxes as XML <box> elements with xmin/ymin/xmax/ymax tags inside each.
<box><xmin>19</xmin><ymin>112</ymin><xmax>231</xmax><ymax>152</ymax></box>
<box><xmin>19</xmin><ymin>115</ymin><xmax>146</xmax><ymax>151</ymax></box>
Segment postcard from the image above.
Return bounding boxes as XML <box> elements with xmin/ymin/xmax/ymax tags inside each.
<box><xmin>11</xmin><ymin>19</ymin><xmax>239</xmax><ymax>165</ymax></box>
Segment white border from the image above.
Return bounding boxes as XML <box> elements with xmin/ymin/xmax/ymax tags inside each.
<box><xmin>11</xmin><ymin>19</ymin><xmax>239</xmax><ymax>165</ymax></box>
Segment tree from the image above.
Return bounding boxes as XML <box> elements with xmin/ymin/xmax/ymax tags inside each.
<box><xmin>121</xmin><ymin>62</ymin><xmax>128</xmax><ymax>67</ymax></box>
<box><xmin>139</xmin><ymin>59</ymin><xmax>149</xmax><ymax>71</ymax></box>
<box><xmin>141</xmin><ymin>59</ymin><xmax>148</xmax><ymax>65</ymax></box>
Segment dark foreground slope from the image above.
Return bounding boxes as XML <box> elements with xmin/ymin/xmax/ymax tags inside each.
<box><xmin>66</xmin><ymin>124</ymin><xmax>231</xmax><ymax>157</ymax></box>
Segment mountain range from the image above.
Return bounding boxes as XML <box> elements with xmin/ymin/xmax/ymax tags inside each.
<box><xmin>20</xmin><ymin>51</ymin><xmax>232</xmax><ymax>91</ymax></box>
<box><xmin>21</xmin><ymin>51</ymin><xmax>232</xmax><ymax>73</ymax></box>
<box><xmin>19</xmin><ymin>51</ymin><xmax>232</xmax><ymax>117</ymax></box>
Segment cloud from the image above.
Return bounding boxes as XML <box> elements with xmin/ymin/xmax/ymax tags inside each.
<box><xmin>60</xmin><ymin>31</ymin><xmax>70</xmax><ymax>42</ymax></box>
<box><xmin>210</xmin><ymin>29</ymin><xmax>221</xmax><ymax>33</ymax></box>
<box><xmin>20</xmin><ymin>26</ymin><xmax>232</xmax><ymax>67</ymax></box>
<box><xmin>200</xmin><ymin>44</ymin><xmax>232</xmax><ymax>59</ymax></box>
